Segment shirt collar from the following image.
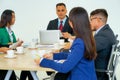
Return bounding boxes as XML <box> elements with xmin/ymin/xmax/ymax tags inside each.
<box><xmin>6</xmin><ymin>27</ymin><xmax>12</xmax><ymax>33</ymax></box>
<box><xmin>95</xmin><ymin>24</ymin><xmax>105</xmax><ymax>35</ymax></box>
<box><xmin>58</xmin><ymin>16</ymin><xmax>67</xmax><ymax>26</ymax></box>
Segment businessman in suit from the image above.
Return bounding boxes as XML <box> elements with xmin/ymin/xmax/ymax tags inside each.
<box><xmin>90</xmin><ymin>9</ymin><xmax>116</xmax><ymax>80</ymax></box>
<box><xmin>46</xmin><ymin>3</ymin><xmax>73</xmax><ymax>80</ymax></box>
<box><xmin>47</xmin><ymin>3</ymin><xmax>73</xmax><ymax>42</ymax></box>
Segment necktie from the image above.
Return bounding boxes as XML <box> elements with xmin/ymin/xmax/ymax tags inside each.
<box><xmin>59</xmin><ymin>21</ymin><xmax>63</xmax><ymax>31</ymax></box>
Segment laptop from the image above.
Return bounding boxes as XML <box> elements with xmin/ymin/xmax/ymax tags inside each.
<box><xmin>39</xmin><ymin>30</ymin><xmax>60</xmax><ymax>44</ymax></box>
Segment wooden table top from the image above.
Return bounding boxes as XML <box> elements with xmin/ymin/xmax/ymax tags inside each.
<box><xmin>0</xmin><ymin>42</ymin><xmax>71</xmax><ymax>71</ymax></box>
<box><xmin>0</xmin><ymin>49</ymin><xmax>54</xmax><ymax>71</ymax></box>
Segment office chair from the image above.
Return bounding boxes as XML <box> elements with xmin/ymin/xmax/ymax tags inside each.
<box><xmin>96</xmin><ymin>45</ymin><xmax>117</xmax><ymax>80</ymax></box>
<box><xmin>96</xmin><ymin>43</ymin><xmax>120</xmax><ymax>80</ymax></box>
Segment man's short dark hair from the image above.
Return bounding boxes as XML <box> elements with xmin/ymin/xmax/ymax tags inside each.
<box><xmin>90</xmin><ymin>9</ymin><xmax>108</xmax><ymax>23</ymax></box>
<box><xmin>90</xmin><ymin>9</ymin><xmax>108</xmax><ymax>19</ymax></box>
<box><xmin>56</xmin><ymin>3</ymin><xmax>66</xmax><ymax>8</ymax></box>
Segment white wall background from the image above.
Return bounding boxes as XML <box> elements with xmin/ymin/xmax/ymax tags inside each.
<box><xmin>0</xmin><ymin>0</ymin><xmax>120</xmax><ymax>79</ymax></box>
<box><xmin>0</xmin><ymin>0</ymin><xmax>120</xmax><ymax>42</ymax></box>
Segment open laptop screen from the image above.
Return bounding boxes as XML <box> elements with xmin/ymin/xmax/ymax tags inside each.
<box><xmin>39</xmin><ymin>30</ymin><xmax>60</xmax><ymax>44</ymax></box>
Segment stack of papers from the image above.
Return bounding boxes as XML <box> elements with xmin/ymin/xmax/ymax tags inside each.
<box><xmin>37</xmin><ymin>44</ymin><xmax>54</xmax><ymax>48</ymax></box>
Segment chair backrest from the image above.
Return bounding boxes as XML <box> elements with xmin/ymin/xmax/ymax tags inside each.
<box><xmin>107</xmin><ymin>43</ymin><xmax>120</xmax><ymax>80</ymax></box>
<box><xmin>111</xmin><ymin>51</ymin><xmax>120</xmax><ymax>80</ymax></box>
<box><xmin>107</xmin><ymin>45</ymin><xmax>116</xmax><ymax>71</ymax></box>
<box><xmin>96</xmin><ymin>34</ymin><xmax>119</xmax><ymax>80</ymax></box>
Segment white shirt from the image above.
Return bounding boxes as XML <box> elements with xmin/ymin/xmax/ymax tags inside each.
<box><xmin>95</xmin><ymin>25</ymin><xmax>105</xmax><ymax>35</ymax></box>
<box><xmin>58</xmin><ymin>16</ymin><xmax>67</xmax><ymax>28</ymax></box>
<box><xmin>6</xmin><ymin>27</ymin><xmax>14</xmax><ymax>43</ymax></box>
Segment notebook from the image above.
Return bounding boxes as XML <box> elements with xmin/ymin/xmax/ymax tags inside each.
<box><xmin>39</xmin><ymin>30</ymin><xmax>60</xmax><ymax>44</ymax></box>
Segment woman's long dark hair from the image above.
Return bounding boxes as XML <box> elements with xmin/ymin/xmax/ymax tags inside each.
<box><xmin>69</xmin><ymin>7</ymin><xmax>97</xmax><ymax>60</ymax></box>
<box><xmin>0</xmin><ymin>9</ymin><xmax>14</xmax><ymax>27</ymax></box>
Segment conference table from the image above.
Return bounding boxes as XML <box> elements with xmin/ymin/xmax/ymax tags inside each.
<box><xmin>0</xmin><ymin>43</ymin><xmax>71</xmax><ymax>80</ymax></box>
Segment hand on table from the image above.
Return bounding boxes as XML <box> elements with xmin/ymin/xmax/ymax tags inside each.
<box><xmin>9</xmin><ymin>40</ymin><xmax>23</xmax><ymax>49</ymax></box>
<box><xmin>62</xmin><ymin>32</ymin><xmax>75</xmax><ymax>40</ymax></box>
<box><xmin>34</xmin><ymin>52</ymin><xmax>53</xmax><ymax>65</ymax></box>
<box><xmin>34</xmin><ymin>55</ymin><xmax>41</xmax><ymax>65</ymax></box>
<box><xmin>62</xmin><ymin>32</ymin><xmax>71</xmax><ymax>39</ymax></box>
<box><xmin>43</xmin><ymin>53</ymin><xmax>53</xmax><ymax>60</ymax></box>
<box><xmin>0</xmin><ymin>47</ymin><xmax>10</xmax><ymax>53</ymax></box>
<box><xmin>16</xmin><ymin>39</ymin><xmax>24</xmax><ymax>46</ymax></box>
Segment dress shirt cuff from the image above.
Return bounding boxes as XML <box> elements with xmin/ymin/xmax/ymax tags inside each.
<box><xmin>40</xmin><ymin>57</ymin><xmax>44</xmax><ymax>63</ymax></box>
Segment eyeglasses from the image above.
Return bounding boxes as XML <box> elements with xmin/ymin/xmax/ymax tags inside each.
<box><xmin>90</xmin><ymin>17</ymin><xmax>103</xmax><ymax>21</ymax></box>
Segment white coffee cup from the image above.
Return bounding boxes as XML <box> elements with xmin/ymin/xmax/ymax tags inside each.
<box><xmin>16</xmin><ymin>46</ymin><xmax>24</xmax><ymax>53</ymax></box>
<box><xmin>7</xmin><ymin>50</ymin><xmax>14</xmax><ymax>57</ymax></box>
<box><xmin>59</xmin><ymin>39</ymin><xmax>64</xmax><ymax>45</ymax></box>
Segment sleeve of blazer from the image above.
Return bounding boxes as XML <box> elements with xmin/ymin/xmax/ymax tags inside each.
<box><xmin>47</xmin><ymin>20</ymin><xmax>58</xmax><ymax>30</ymax></box>
<box><xmin>95</xmin><ymin>26</ymin><xmax>116</xmax><ymax>52</ymax></box>
<box><xmin>53</xmin><ymin>52</ymin><xmax>69</xmax><ymax>60</ymax></box>
<box><xmin>47</xmin><ymin>21</ymin><xmax>52</xmax><ymax>30</ymax></box>
<box><xmin>40</xmin><ymin>38</ymin><xmax>85</xmax><ymax>73</ymax></box>
<box><xmin>95</xmin><ymin>35</ymin><xmax>109</xmax><ymax>52</ymax></box>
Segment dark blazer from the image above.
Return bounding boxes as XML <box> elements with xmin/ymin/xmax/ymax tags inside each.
<box><xmin>47</xmin><ymin>16</ymin><xmax>73</xmax><ymax>42</ymax></box>
<box><xmin>0</xmin><ymin>27</ymin><xmax>17</xmax><ymax>47</ymax></box>
<box><xmin>94</xmin><ymin>24</ymin><xmax>116</xmax><ymax>70</ymax></box>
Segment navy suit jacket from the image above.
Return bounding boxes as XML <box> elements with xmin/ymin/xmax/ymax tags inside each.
<box><xmin>94</xmin><ymin>24</ymin><xmax>116</xmax><ymax>70</ymax></box>
<box><xmin>47</xmin><ymin>16</ymin><xmax>73</xmax><ymax>42</ymax></box>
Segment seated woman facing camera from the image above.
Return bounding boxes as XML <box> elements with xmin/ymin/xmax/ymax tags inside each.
<box><xmin>35</xmin><ymin>7</ymin><xmax>97</xmax><ymax>80</ymax></box>
<box><xmin>0</xmin><ymin>9</ymin><xmax>24</xmax><ymax>80</ymax></box>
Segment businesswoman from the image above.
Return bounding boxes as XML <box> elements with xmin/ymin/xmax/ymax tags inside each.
<box><xmin>35</xmin><ymin>7</ymin><xmax>97</xmax><ymax>80</ymax></box>
<box><xmin>0</xmin><ymin>9</ymin><xmax>33</xmax><ymax>80</ymax></box>
<box><xmin>0</xmin><ymin>9</ymin><xmax>18</xmax><ymax>80</ymax></box>
<box><xmin>0</xmin><ymin>9</ymin><xmax>29</xmax><ymax>80</ymax></box>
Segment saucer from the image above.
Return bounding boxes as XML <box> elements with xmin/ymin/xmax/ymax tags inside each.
<box><xmin>4</xmin><ymin>55</ymin><xmax>17</xmax><ymax>58</ymax></box>
<box><xmin>28</xmin><ymin>47</ymin><xmax>37</xmax><ymax>50</ymax></box>
<box><xmin>15</xmin><ymin>51</ymin><xmax>24</xmax><ymax>54</ymax></box>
